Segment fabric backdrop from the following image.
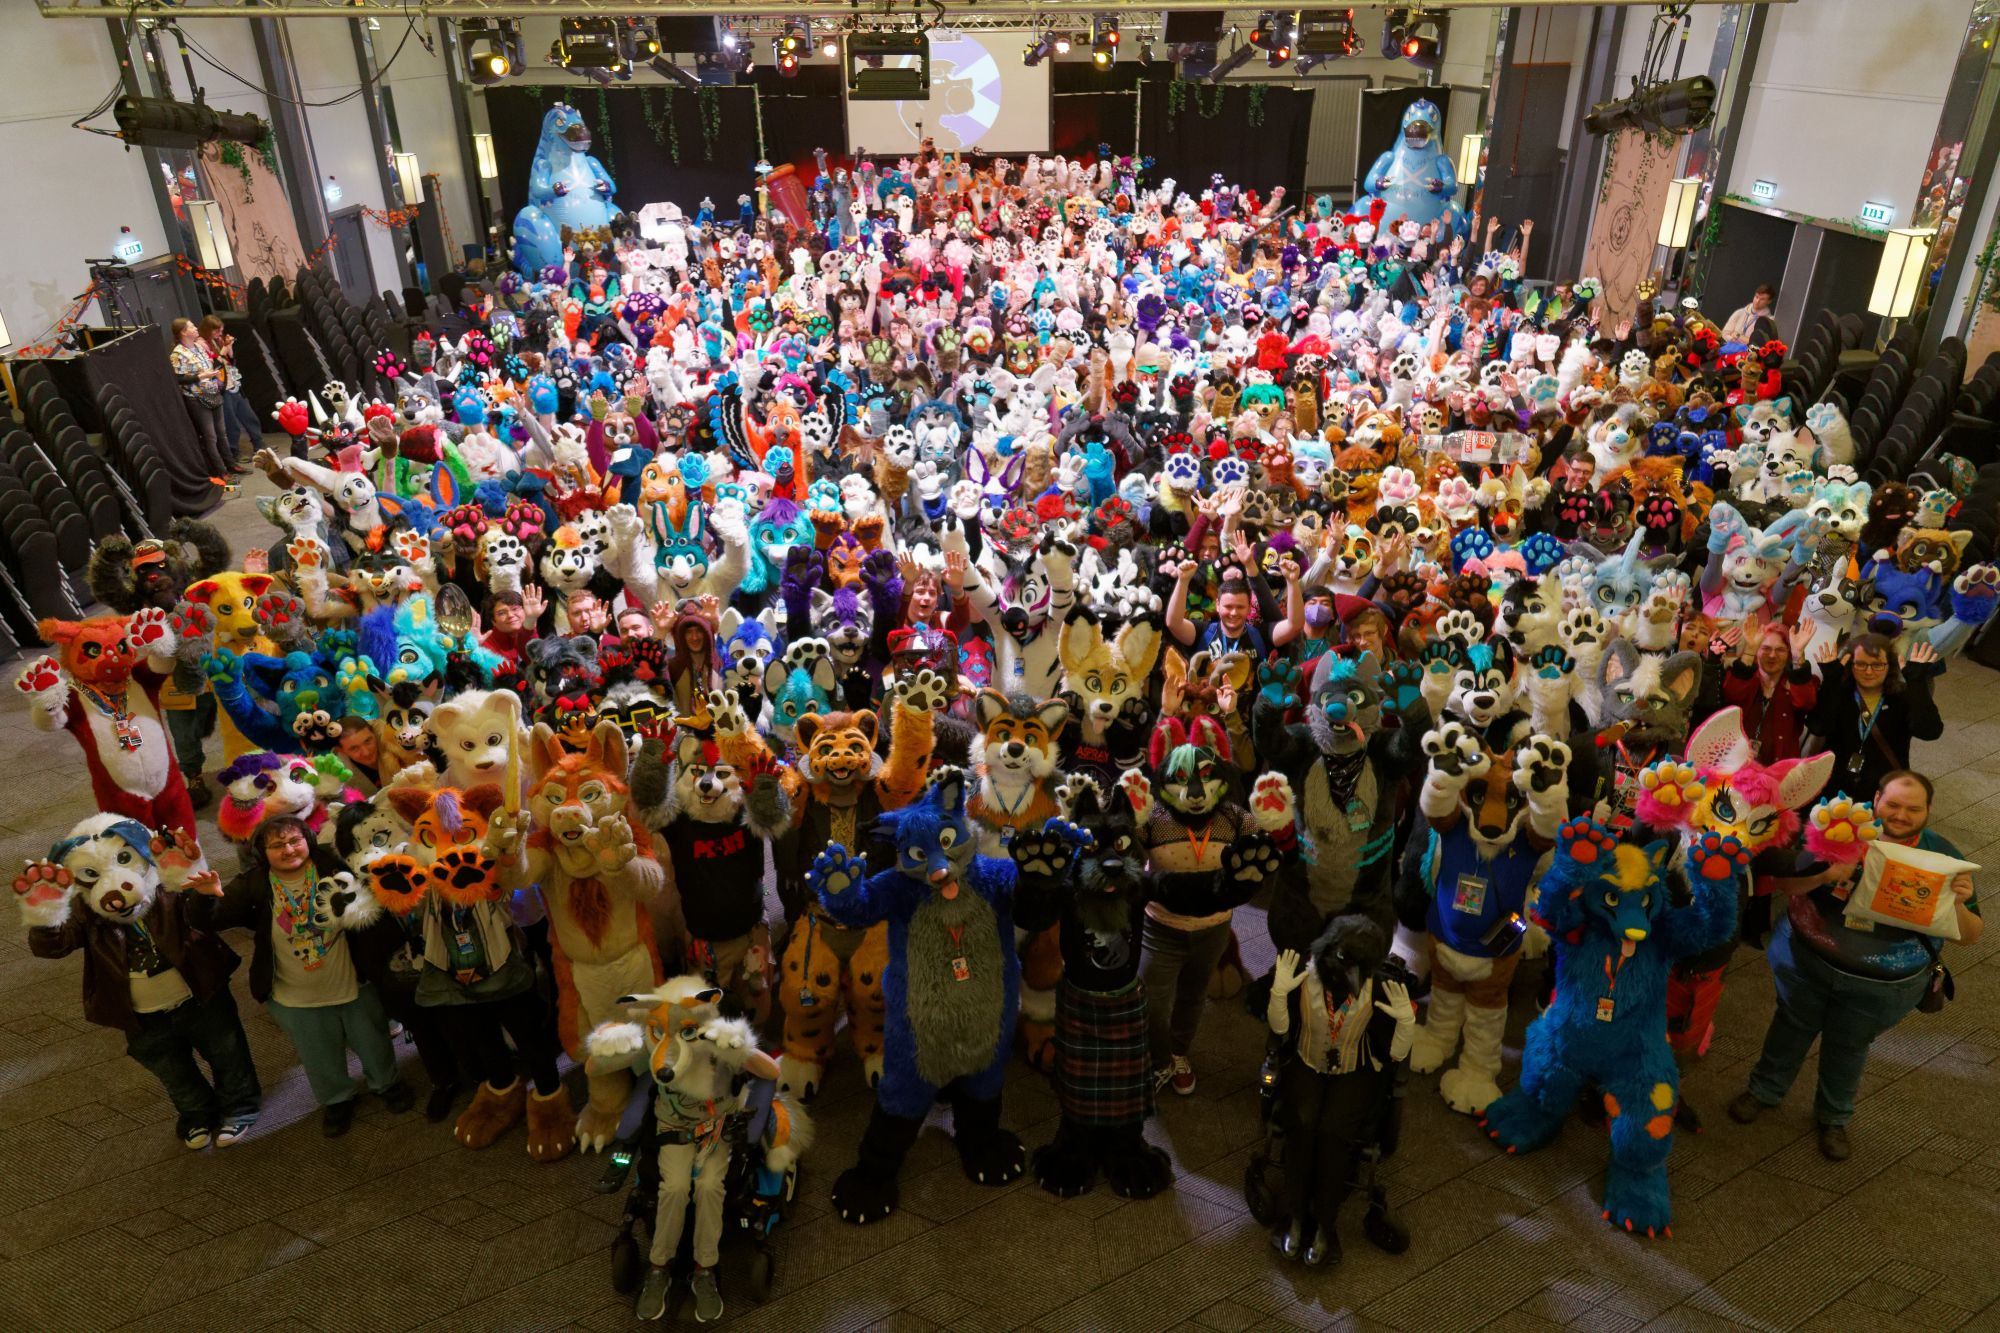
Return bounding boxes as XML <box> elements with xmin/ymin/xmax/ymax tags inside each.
<box><xmin>196</xmin><ymin>142</ymin><xmax>306</xmax><ymax>288</ymax></box>
<box><xmin>1581</xmin><ymin>128</ymin><xmax>1684</xmax><ymax>327</ymax></box>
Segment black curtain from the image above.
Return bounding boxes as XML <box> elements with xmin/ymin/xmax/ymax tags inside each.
<box><xmin>485</xmin><ymin>77</ymin><xmax>844</xmax><ymax>223</ymax></box>
<box><xmin>1136</xmin><ymin>71</ymin><xmax>1313</xmax><ymax>198</ymax></box>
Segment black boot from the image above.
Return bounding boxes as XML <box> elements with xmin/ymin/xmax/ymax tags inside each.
<box><xmin>830</xmin><ymin>1105</ymin><xmax>924</xmax><ymax>1225</ymax></box>
<box><xmin>1363</xmin><ymin>1197</ymin><xmax>1411</xmax><ymax>1254</ymax></box>
<box><xmin>949</xmin><ymin>1091</ymin><xmax>1026</xmax><ymax>1187</ymax></box>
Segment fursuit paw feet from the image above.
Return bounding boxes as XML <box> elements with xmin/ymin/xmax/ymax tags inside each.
<box><xmin>1405</xmin><ymin>1028</ymin><xmax>1454</xmax><ymax>1076</ymax></box>
<box><xmin>830</xmin><ymin>1165</ymin><xmax>899</xmax><ymax>1225</ymax></box>
<box><xmin>1557</xmin><ymin>817</ymin><xmax>1619</xmax><ymax>866</ymax></box>
<box><xmin>454</xmin><ymin>1079</ymin><xmax>526</xmax><ymax>1149</ymax></box>
<box><xmin>957</xmin><ymin>1126</ymin><xmax>1027</xmax><ymax>1186</ymax></box>
<box><xmin>1100</xmin><ymin>1133</ymin><xmax>1172</xmax><ymax>1200</ymax></box>
<box><xmin>526</xmin><ymin>1088</ymin><xmax>577</xmax><ymax>1162</ymax></box>
<box><xmin>1600</xmin><ymin>1164</ymin><xmax>1673</xmax><ymax>1238</ymax></box>
<box><xmin>1439</xmin><ymin>1068</ymin><xmax>1503</xmax><ymax>1115</ymax></box>
<box><xmin>1032</xmin><ymin>1137</ymin><xmax>1098</xmax><ymax>1199</ymax></box>
<box><xmin>574</xmin><ymin>1099</ymin><xmax>622</xmax><ymax>1153</ymax></box>
<box><xmin>1479</xmin><ymin>1089</ymin><xmax>1566</xmax><ymax>1155</ymax></box>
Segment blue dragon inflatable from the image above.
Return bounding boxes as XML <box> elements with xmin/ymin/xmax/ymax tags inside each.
<box><xmin>1360</xmin><ymin>99</ymin><xmax>1465</xmax><ymax>234</ymax></box>
<box><xmin>512</xmin><ymin>103</ymin><xmax>620</xmax><ymax>276</ymax></box>
<box><xmin>1478</xmin><ymin>818</ymin><xmax>1748</xmax><ymax>1237</ymax></box>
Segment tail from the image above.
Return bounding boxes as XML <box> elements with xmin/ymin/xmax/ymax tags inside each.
<box><xmin>764</xmin><ymin>1091</ymin><xmax>814</xmax><ymax>1172</ymax></box>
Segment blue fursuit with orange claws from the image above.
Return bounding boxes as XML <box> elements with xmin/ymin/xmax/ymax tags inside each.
<box><xmin>1478</xmin><ymin>819</ymin><xmax>1747</xmax><ymax>1237</ymax></box>
<box><xmin>808</xmin><ymin>765</ymin><xmax>1089</xmax><ymax>1224</ymax></box>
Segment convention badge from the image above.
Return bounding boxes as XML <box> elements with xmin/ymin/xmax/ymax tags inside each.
<box><xmin>952</xmin><ymin>954</ymin><xmax>972</xmax><ymax>982</ymax></box>
<box><xmin>1452</xmin><ymin>873</ymin><xmax>1488</xmax><ymax>914</ymax></box>
<box><xmin>1595</xmin><ymin>997</ymin><xmax>1616</xmax><ymax>1023</ymax></box>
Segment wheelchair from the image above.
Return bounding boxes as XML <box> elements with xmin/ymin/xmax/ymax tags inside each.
<box><xmin>605</xmin><ymin>1073</ymin><xmax>800</xmax><ymax>1314</ymax></box>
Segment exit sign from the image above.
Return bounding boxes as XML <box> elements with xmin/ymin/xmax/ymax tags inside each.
<box><xmin>1859</xmin><ymin>200</ymin><xmax>1895</xmax><ymax>226</ymax></box>
<box><xmin>1751</xmin><ymin>179</ymin><xmax>1776</xmax><ymax>201</ymax></box>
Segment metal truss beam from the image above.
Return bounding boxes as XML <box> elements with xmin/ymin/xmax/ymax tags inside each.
<box><xmin>38</xmin><ymin>0</ymin><xmax>1791</xmax><ymax>17</ymax></box>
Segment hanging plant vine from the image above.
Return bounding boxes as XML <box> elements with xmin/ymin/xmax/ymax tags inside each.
<box><xmin>593</xmin><ymin>87</ymin><xmax>616</xmax><ymax>176</ymax></box>
<box><xmin>216</xmin><ymin>141</ymin><xmax>255</xmax><ymax>199</ymax></box>
<box><xmin>1245</xmin><ymin>85</ymin><xmax>1267</xmax><ymax>127</ymax></box>
<box><xmin>1199</xmin><ymin>82</ymin><xmax>1227</xmax><ymax>119</ymax></box>
<box><xmin>1166</xmin><ymin>77</ymin><xmax>1189</xmax><ymax>133</ymax></box>
<box><xmin>698</xmin><ymin>87</ymin><xmax>722</xmax><ymax>161</ymax></box>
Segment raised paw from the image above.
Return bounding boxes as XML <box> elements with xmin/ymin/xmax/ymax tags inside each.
<box><xmin>1687</xmin><ymin>831</ymin><xmax>1751</xmax><ymax>882</ymax></box>
<box><xmin>255</xmin><ymin>592</ymin><xmax>307</xmax><ymax>633</ymax></box>
<box><xmin>1557</xmin><ymin>818</ymin><xmax>1618</xmax><ymax>866</ymax></box>
<box><xmin>12</xmin><ymin>860</ymin><xmax>74</xmax><ymax>910</ymax></box>
<box><xmin>1250</xmin><ymin>773</ymin><xmax>1296</xmax><ymax>829</ymax></box>
<box><xmin>1637</xmin><ymin>759</ymin><xmax>1704</xmax><ymax>810</ymax></box>
<box><xmin>15</xmin><ymin>656</ymin><xmax>65</xmax><ymax>697</ymax></box>
<box><xmin>893</xmin><ymin>667</ymin><xmax>951</xmax><ymax>714</ymax></box>
<box><xmin>1807</xmin><ymin>797</ymin><xmax>1880</xmax><ymax>857</ymax></box>
<box><xmin>810</xmin><ymin>844</ymin><xmax>866</xmax><ymax>897</ymax></box>
<box><xmin>784</xmin><ymin>636</ymin><xmax>831</xmax><ymax>671</ymax></box>
<box><xmin>368</xmin><ymin>854</ymin><xmax>426</xmax><ymax>910</ymax></box>
<box><xmin>1422</xmin><ymin>721</ymin><xmax>1487</xmax><ymax>780</ymax></box>
<box><xmin>1515</xmin><ymin>737</ymin><xmax>1571</xmax><ymax>795</ymax></box>
<box><xmin>1559</xmin><ymin>607</ymin><xmax>1606</xmax><ymax>652</ymax></box>
<box><xmin>1435</xmin><ymin>608</ymin><xmax>1484</xmax><ymax>644</ymax></box>
<box><xmin>124</xmin><ymin>607</ymin><xmax>173</xmax><ymax>652</ymax></box>
<box><xmin>1225</xmin><ymin>833</ymin><xmax>1282</xmax><ymax>885</ymax></box>
<box><xmin>434</xmin><ymin>846</ymin><xmax>497</xmax><ymax>895</ymax></box>
<box><xmin>286</xmin><ymin>535</ymin><xmax>329</xmax><ymax>570</ymax></box>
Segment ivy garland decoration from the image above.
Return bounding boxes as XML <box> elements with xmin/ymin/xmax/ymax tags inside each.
<box><xmin>698</xmin><ymin>87</ymin><xmax>722</xmax><ymax>161</ymax></box>
<box><xmin>1166</xmin><ymin>78</ymin><xmax>1189</xmax><ymax>132</ymax></box>
<box><xmin>1246</xmin><ymin>85</ymin><xmax>1267</xmax><ymax>128</ymax></box>
<box><xmin>1199</xmin><ymin>82</ymin><xmax>1227</xmax><ymax>119</ymax></box>
<box><xmin>217</xmin><ymin>141</ymin><xmax>254</xmax><ymax>194</ymax></box>
<box><xmin>593</xmin><ymin>88</ymin><xmax>616</xmax><ymax>176</ymax></box>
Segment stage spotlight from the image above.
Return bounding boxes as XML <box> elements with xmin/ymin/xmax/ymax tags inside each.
<box><xmin>458</xmin><ymin>19</ymin><xmax>518</xmax><ymax>83</ymax></box>
<box><xmin>1138</xmin><ymin>36</ymin><xmax>1154</xmax><ymax>64</ymax></box>
<box><xmin>776</xmin><ymin>41</ymin><xmax>801</xmax><ymax>76</ymax></box>
<box><xmin>778</xmin><ymin>18</ymin><xmax>809</xmax><ymax>58</ymax></box>
<box><xmin>651</xmin><ymin>55</ymin><xmax>702</xmax><ymax>88</ymax></box>
<box><xmin>1205</xmin><ymin>39</ymin><xmax>1255</xmax><ymax>83</ymax></box>
<box><xmin>113</xmin><ymin>95</ymin><xmax>268</xmax><ymax>149</ymax></box>
<box><xmin>1054</xmin><ymin>33</ymin><xmax>1072</xmax><ymax>54</ymax></box>
<box><xmin>1023</xmin><ymin>32</ymin><xmax>1055</xmax><ymax>66</ymax></box>
<box><xmin>1172</xmin><ymin>41</ymin><xmax>1218</xmax><ymax>79</ymax></box>
<box><xmin>1298</xmin><ymin>10</ymin><xmax>1361</xmax><ymax>57</ymax></box>
<box><xmin>822</xmin><ymin>34</ymin><xmax>841</xmax><ymax>58</ymax></box>
<box><xmin>631</xmin><ymin>24</ymin><xmax>660</xmax><ymax>57</ymax></box>
<box><xmin>1383</xmin><ymin>6</ymin><xmax>1446</xmax><ymax>70</ymax></box>
<box><xmin>720</xmin><ymin>23</ymin><xmax>739</xmax><ymax>51</ymax></box>
<box><xmin>557</xmin><ymin>17</ymin><xmax>620</xmax><ymax>68</ymax></box>
<box><xmin>1584</xmin><ymin>75</ymin><xmax>1718</xmax><ymax>136</ymax></box>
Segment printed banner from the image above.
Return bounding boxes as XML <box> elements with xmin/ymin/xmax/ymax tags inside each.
<box><xmin>1581</xmin><ymin>129</ymin><xmax>1683</xmax><ymax>326</ymax></box>
<box><xmin>195</xmin><ymin>142</ymin><xmax>306</xmax><ymax>287</ymax></box>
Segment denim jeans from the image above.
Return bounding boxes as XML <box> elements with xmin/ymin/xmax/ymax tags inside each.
<box><xmin>267</xmin><ymin>983</ymin><xmax>400</xmax><ymax>1107</ymax></box>
<box><xmin>124</xmin><ymin>988</ymin><xmax>262</xmax><ymax>1137</ymax></box>
<box><xmin>1745</xmin><ymin>919</ymin><xmax>1930</xmax><ymax>1127</ymax></box>
<box><xmin>1138</xmin><ymin>915</ymin><xmax>1231</xmax><ymax>1071</ymax></box>
<box><xmin>221</xmin><ymin>388</ymin><xmax>262</xmax><ymax>454</ymax></box>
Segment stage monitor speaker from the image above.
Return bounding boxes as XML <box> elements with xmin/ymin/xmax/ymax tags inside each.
<box><xmin>1165</xmin><ymin>12</ymin><xmax>1226</xmax><ymax>43</ymax></box>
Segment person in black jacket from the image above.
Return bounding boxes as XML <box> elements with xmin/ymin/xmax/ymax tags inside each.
<box><xmin>188</xmin><ymin>815</ymin><xmax>413</xmax><ymax>1137</ymax></box>
<box><xmin>1804</xmin><ymin>633</ymin><xmax>1943</xmax><ymax>800</ymax></box>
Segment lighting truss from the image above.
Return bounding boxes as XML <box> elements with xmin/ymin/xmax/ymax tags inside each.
<box><xmin>37</xmin><ymin>0</ymin><xmax>1777</xmax><ymax>17</ymax></box>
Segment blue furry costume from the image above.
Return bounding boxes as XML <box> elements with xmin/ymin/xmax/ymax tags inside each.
<box><xmin>1479</xmin><ymin>819</ymin><xmax>1748</xmax><ymax>1236</ymax></box>
<box><xmin>808</xmin><ymin>767</ymin><xmax>1083</xmax><ymax>1224</ymax></box>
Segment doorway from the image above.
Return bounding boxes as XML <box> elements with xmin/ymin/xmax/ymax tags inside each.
<box><xmin>328</xmin><ymin>207</ymin><xmax>374</xmax><ymax>304</ymax></box>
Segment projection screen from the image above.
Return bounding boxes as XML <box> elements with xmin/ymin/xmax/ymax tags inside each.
<box><xmin>844</xmin><ymin>29</ymin><xmax>1052</xmax><ymax>155</ymax></box>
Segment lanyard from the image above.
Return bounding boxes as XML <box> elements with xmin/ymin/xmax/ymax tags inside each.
<box><xmin>1184</xmin><ymin>822</ymin><xmax>1214</xmax><ymax>865</ymax></box>
<box><xmin>1855</xmin><ymin>690</ymin><xmax>1885</xmax><ymax>745</ymax></box>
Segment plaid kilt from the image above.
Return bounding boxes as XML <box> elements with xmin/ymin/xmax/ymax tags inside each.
<box><xmin>1053</xmin><ymin>980</ymin><xmax>1152</xmax><ymax>1126</ymax></box>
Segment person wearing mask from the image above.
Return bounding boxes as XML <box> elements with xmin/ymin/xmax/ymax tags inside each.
<box><xmin>169</xmin><ymin>317</ymin><xmax>239</xmax><ymax>478</ymax></box>
<box><xmin>1722</xmin><ymin>284</ymin><xmax>1777</xmax><ymax>343</ymax></box>
<box><xmin>199</xmin><ymin>315</ymin><xmax>262</xmax><ymax>464</ymax></box>
<box><xmin>1805</xmin><ymin>634</ymin><xmax>1943</xmax><ymax>799</ymax></box>
<box><xmin>187</xmin><ymin>817</ymin><xmax>413</xmax><ymax>1137</ymax></box>
<box><xmin>1730</xmin><ymin>771</ymin><xmax>1981</xmax><ymax>1159</ymax></box>
<box><xmin>1721</xmin><ymin>621</ymin><xmax>1819</xmax><ymax>763</ymax></box>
